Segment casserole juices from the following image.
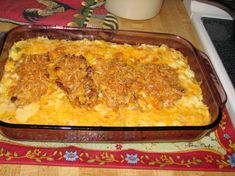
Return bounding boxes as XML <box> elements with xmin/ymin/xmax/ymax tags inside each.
<box><xmin>0</xmin><ymin>26</ymin><xmax>226</xmax><ymax>142</ymax></box>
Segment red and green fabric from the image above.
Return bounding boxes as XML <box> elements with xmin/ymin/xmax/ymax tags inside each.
<box><xmin>0</xmin><ymin>0</ymin><xmax>118</xmax><ymax>29</ymax></box>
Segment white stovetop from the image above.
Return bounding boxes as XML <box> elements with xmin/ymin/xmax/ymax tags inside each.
<box><xmin>183</xmin><ymin>0</ymin><xmax>235</xmax><ymax>126</ymax></box>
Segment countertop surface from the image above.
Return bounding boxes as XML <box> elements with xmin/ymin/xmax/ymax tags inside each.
<box><xmin>0</xmin><ymin>0</ymin><xmax>234</xmax><ymax>175</ymax></box>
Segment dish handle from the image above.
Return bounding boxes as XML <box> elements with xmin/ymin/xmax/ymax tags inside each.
<box><xmin>196</xmin><ymin>50</ymin><xmax>227</xmax><ymax>108</ymax></box>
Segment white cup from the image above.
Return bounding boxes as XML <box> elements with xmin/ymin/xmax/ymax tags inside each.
<box><xmin>105</xmin><ymin>0</ymin><xmax>164</xmax><ymax>20</ymax></box>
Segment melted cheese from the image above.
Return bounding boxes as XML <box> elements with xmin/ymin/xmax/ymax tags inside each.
<box><xmin>0</xmin><ymin>38</ymin><xmax>211</xmax><ymax>126</ymax></box>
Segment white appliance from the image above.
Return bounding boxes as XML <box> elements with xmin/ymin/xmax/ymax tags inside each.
<box><xmin>183</xmin><ymin>0</ymin><xmax>235</xmax><ymax>126</ymax></box>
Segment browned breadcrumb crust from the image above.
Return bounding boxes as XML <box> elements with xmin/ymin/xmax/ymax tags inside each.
<box><xmin>140</xmin><ymin>64</ymin><xmax>184</xmax><ymax>108</ymax></box>
<box><xmin>9</xmin><ymin>54</ymin><xmax>50</xmax><ymax>106</ymax></box>
<box><xmin>54</xmin><ymin>55</ymin><xmax>98</xmax><ymax>107</ymax></box>
<box><xmin>93</xmin><ymin>58</ymin><xmax>139</xmax><ymax>108</ymax></box>
<box><xmin>8</xmin><ymin>53</ymin><xmax>184</xmax><ymax>109</ymax></box>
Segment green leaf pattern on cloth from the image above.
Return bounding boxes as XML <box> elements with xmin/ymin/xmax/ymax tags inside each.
<box><xmin>68</xmin><ymin>0</ymin><xmax>118</xmax><ymax>29</ymax></box>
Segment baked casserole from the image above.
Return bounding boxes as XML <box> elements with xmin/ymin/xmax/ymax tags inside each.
<box><xmin>0</xmin><ymin>37</ymin><xmax>211</xmax><ymax>126</ymax></box>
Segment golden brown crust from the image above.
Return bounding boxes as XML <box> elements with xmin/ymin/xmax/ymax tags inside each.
<box><xmin>9</xmin><ymin>54</ymin><xmax>50</xmax><ymax>106</ymax></box>
<box><xmin>139</xmin><ymin>64</ymin><xmax>183</xmax><ymax>108</ymax></box>
<box><xmin>53</xmin><ymin>55</ymin><xmax>98</xmax><ymax>108</ymax></box>
<box><xmin>93</xmin><ymin>58</ymin><xmax>139</xmax><ymax>108</ymax></box>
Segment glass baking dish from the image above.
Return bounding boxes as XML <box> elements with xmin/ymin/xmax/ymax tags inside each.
<box><xmin>0</xmin><ymin>25</ymin><xmax>227</xmax><ymax>142</ymax></box>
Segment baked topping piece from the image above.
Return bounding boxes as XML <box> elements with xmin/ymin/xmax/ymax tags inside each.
<box><xmin>93</xmin><ymin>58</ymin><xmax>139</xmax><ymax>108</ymax></box>
<box><xmin>53</xmin><ymin>54</ymin><xmax>98</xmax><ymax>108</ymax></box>
<box><xmin>139</xmin><ymin>64</ymin><xmax>184</xmax><ymax>108</ymax></box>
<box><xmin>9</xmin><ymin>54</ymin><xmax>50</xmax><ymax>106</ymax></box>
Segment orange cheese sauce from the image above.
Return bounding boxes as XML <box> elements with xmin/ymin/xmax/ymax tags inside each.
<box><xmin>0</xmin><ymin>38</ymin><xmax>210</xmax><ymax>126</ymax></box>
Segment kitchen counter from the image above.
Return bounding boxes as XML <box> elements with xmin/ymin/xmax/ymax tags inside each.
<box><xmin>0</xmin><ymin>0</ymin><xmax>234</xmax><ymax>175</ymax></box>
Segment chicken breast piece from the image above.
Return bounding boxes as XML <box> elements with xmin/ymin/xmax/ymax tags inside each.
<box><xmin>93</xmin><ymin>58</ymin><xmax>139</xmax><ymax>109</ymax></box>
<box><xmin>9</xmin><ymin>54</ymin><xmax>50</xmax><ymax>106</ymax></box>
<box><xmin>53</xmin><ymin>54</ymin><xmax>98</xmax><ymax>108</ymax></box>
<box><xmin>139</xmin><ymin>64</ymin><xmax>184</xmax><ymax>108</ymax></box>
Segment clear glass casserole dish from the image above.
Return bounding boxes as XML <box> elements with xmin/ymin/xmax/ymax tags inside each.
<box><xmin>0</xmin><ymin>25</ymin><xmax>227</xmax><ymax>142</ymax></box>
